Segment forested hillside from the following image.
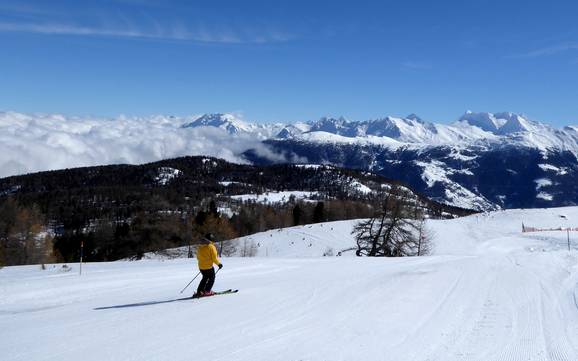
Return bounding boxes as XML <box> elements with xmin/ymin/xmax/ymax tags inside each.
<box><xmin>0</xmin><ymin>156</ymin><xmax>474</xmax><ymax>265</ymax></box>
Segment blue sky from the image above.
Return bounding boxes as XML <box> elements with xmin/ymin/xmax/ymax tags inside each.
<box><xmin>1</xmin><ymin>0</ymin><xmax>578</xmax><ymax>126</ymax></box>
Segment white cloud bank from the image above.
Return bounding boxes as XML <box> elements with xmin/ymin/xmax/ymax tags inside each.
<box><xmin>0</xmin><ymin>111</ymin><xmax>279</xmax><ymax>178</ymax></box>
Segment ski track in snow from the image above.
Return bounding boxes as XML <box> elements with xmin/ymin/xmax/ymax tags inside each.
<box><xmin>2</xmin><ymin>208</ymin><xmax>578</xmax><ymax>360</ymax></box>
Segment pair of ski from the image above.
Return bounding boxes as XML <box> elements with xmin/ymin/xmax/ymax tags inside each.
<box><xmin>181</xmin><ymin>289</ymin><xmax>238</xmax><ymax>301</ymax></box>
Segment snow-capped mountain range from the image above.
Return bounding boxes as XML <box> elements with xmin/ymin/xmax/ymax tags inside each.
<box><xmin>1</xmin><ymin>110</ymin><xmax>577</xmax><ymax>211</ymax></box>
<box><xmin>181</xmin><ymin>112</ymin><xmax>578</xmax><ymax>211</ymax></box>
<box><xmin>182</xmin><ymin>111</ymin><xmax>578</xmax><ymax>153</ymax></box>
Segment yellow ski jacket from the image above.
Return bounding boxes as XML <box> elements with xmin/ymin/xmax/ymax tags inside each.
<box><xmin>196</xmin><ymin>242</ymin><xmax>221</xmax><ymax>270</ymax></box>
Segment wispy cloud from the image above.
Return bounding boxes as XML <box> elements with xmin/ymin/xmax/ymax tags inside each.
<box><xmin>401</xmin><ymin>61</ymin><xmax>432</xmax><ymax>70</ymax></box>
<box><xmin>0</xmin><ymin>20</ymin><xmax>293</xmax><ymax>44</ymax></box>
<box><xmin>0</xmin><ymin>0</ymin><xmax>295</xmax><ymax>44</ymax></box>
<box><xmin>511</xmin><ymin>42</ymin><xmax>578</xmax><ymax>58</ymax></box>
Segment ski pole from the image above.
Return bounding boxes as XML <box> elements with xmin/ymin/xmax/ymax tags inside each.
<box><xmin>179</xmin><ymin>271</ymin><xmax>201</xmax><ymax>294</ymax></box>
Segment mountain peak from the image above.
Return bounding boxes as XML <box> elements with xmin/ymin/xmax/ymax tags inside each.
<box><xmin>182</xmin><ymin>113</ymin><xmax>251</xmax><ymax>134</ymax></box>
<box><xmin>405</xmin><ymin>113</ymin><xmax>423</xmax><ymax>122</ymax></box>
<box><xmin>309</xmin><ymin>116</ymin><xmax>351</xmax><ymax>134</ymax></box>
<box><xmin>496</xmin><ymin>113</ymin><xmax>532</xmax><ymax>135</ymax></box>
<box><xmin>191</xmin><ymin>113</ymin><xmax>241</xmax><ymax>124</ymax></box>
<box><xmin>316</xmin><ymin>116</ymin><xmax>348</xmax><ymax>123</ymax></box>
<box><xmin>458</xmin><ymin>111</ymin><xmax>506</xmax><ymax>133</ymax></box>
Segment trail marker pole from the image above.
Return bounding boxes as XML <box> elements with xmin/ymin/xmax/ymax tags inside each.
<box><xmin>80</xmin><ymin>240</ymin><xmax>84</xmax><ymax>276</ymax></box>
<box><xmin>567</xmin><ymin>229</ymin><xmax>571</xmax><ymax>252</ymax></box>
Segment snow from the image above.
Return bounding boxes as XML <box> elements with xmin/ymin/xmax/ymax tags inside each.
<box><xmin>217</xmin><ymin>206</ymin><xmax>235</xmax><ymax>218</ymax></box>
<box><xmin>3</xmin><ymin>207</ymin><xmax>578</xmax><ymax>360</ymax></box>
<box><xmin>294</xmin><ymin>164</ymin><xmax>325</xmax><ymax>169</ymax></box>
<box><xmin>539</xmin><ymin>163</ymin><xmax>569</xmax><ymax>175</ymax></box>
<box><xmin>448</xmin><ymin>147</ymin><xmax>478</xmax><ymax>161</ymax></box>
<box><xmin>232</xmin><ymin>220</ymin><xmax>359</xmax><ymax>257</ymax></box>
<box><xmin>219</xmin><ymin>181</ymin><xmax>249</xmax><ymax>187</ymax></box>
<box><xmin>537</xmin><ymin>192</ymin><xmax>554</xmax><ymax>201</ymax></box>
<box><xmin>289</xmin><ymin>112</ymin><xmax>578</xmax><ymax>157</ymax></box>
<box><xmin>200</xmin><ymin>158</ymin><xmax>218</xmax><ymax>167</ymax></box>
<box><xmin>154</xmin><ymin>167</ymin><xmax>181</xmax><ymax>185</ymax></box>
<box><xmin>535</xmin><ymin>178</ymin><xmax>553</xmax><ymax>190</ymax></box>
<box><xmin>349</xmin><ymin>179</ymin><xmax>372</xmax><ymax>194</ymax></box>
<box><xmin>182</xmin><ymin>113</ymin><xmax>254</xmax><ymax>134</ymax></box>
<box><xmin>414</xmin><ymin>160</ymin><xmax>495</xmax><ymax>210</ymax></box>
<box><xmin>295</xmin><ymin>131</ymin><xmax>404</xmax><ymax>147</ymax></box>
<box><xmin>539</xmin><ymin>163</ymin><xmax>561</xmax><ymax>172</ymax></box>
<box><xmin>459</xmin><ymin>110</ymin><xmax>507</xmax><ymax>132</ymax></box>
<box><xmin>415</xmin><ymin>160</ymin><xmax>448</xmax><ymax>188</ymax></box>
<box><xmin>230</xmin><ymin>191</ymin><xmax>320</xmax><ymax>204</ymax></box>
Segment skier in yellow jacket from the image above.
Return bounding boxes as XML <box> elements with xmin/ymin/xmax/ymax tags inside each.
<box><xmin>194</xmin><ymin>233</ymin><xmax>223</xmax><ymax>298</ymax></box>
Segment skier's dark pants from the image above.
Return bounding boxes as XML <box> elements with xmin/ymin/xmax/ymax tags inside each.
<box><xmin>197</xmin><ymin>267</ymin><xmax>215</xmax><ymax>294</ymax></box>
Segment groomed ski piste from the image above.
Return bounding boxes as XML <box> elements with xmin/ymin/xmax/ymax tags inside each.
<box><xmin>2</xmin><ymin>207</ymin><xmax>578</xmax><ymax>361</ymax></box>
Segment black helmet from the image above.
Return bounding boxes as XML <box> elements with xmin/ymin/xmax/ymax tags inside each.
<box><xmin>203</xmin><ymin>233</ymin><xmax>215</xmax><ymax>242</ymax></box>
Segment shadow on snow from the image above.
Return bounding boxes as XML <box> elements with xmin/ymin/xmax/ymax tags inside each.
<box><xmin>94</xmin><ymin>297</ymin><xmax>193</xmax><ymax>310</ymax></box>
<box><xmin>94</xmin><ymin>290</ymin><xmax>237</xmax><ymax>310</ymax></box>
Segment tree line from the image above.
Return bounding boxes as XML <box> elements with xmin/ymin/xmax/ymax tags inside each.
<box><xmin>0</xmin><ymin>190</ymin><xmax>429</xmax><ymax>265</ymax></box>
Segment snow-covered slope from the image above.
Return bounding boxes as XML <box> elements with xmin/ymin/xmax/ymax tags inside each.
<box><xmin>302</xmin><ymin>114</ymin><xmax>493</xmax><ymax>145</ymax></box>
<box><xmin>456</xmin><ymin>111</ymin><xmax>578</xmax><ymax>152</ymax></box>
<box><xmin>232</xmin><ymin>220</ymin><xmax>359</xmax><ymax>257</ymax></box>
<box><xmin>3</xmin><ymin>207</ymin><xmax>578</xmax><ymax>361</ymax></box>
<box><xmin>228</xmin><ymin>206</ymin><xmax>578</xmax><ymax>257</ymax></box>
<box><xmin>229</xmin><ymin>190</ymin><xmax>320</xmax><ymax>204</ymax></box>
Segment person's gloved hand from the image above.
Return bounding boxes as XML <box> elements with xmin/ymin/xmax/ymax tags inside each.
<box><xmin>218</xmin><ymin>263</ymin><xmax>223</xmax><ymax>269</ymax></box>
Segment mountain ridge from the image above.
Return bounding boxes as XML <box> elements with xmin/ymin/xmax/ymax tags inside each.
<box><xmin>182</xmin><ymin>111</ymin><xmax>578</xmax><ymax>154</ymax></box>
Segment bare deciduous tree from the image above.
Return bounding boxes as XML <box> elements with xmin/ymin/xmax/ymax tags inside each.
<box><xmin>353</xmin><ymin>186</ymin><xmax>432</xmax><ymax>257</ymax></box>
<box><xmin>240</xmin><ymin>239</ymin><xmax>258</xmax><ymax>257</ymax></box>
<box><xmin>415</xmin><ymin>217</ymin><xmax>434</xmax><ymax>256</ymax></box>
